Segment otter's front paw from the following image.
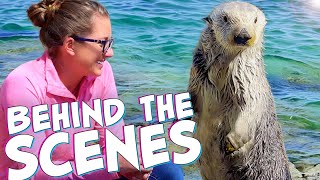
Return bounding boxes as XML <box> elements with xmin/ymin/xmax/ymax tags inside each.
<box><xmin>226</xmin><ymin>132</ymin><xmax>245</xmax><ymax>153</ymax></box>
<box><xmin>225</xmin><ymin>132</ymin><xmax>253</xmax><ymax>157</ymax></box>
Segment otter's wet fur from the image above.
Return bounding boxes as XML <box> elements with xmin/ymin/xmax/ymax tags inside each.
<box><xmin>188</xmin><ymin>2</ymin><xmax>291</xmax><ymax>180</ymax></box>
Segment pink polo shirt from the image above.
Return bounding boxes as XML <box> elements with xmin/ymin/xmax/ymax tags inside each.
<box><xmin>0</xmin><ymin>51</ymin><xmax>125</xmax><ymax>179</ymax></box>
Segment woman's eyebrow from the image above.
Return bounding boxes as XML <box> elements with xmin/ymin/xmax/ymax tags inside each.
<box><xmin>98</xmin><ymin>36</ymin><xmax>112</xmax><ymax>40</ymax></box>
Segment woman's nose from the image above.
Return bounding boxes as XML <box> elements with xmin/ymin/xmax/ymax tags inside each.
<box><xmin>104</xmin><ymin>48</ymin><xmax>114</xmax><ymax>58</ymax></box>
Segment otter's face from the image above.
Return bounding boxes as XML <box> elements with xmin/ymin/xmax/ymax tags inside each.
<box><xmin>205</xmin><ymin>2</ymin><xmax>267</xmax><ymax>50</ymax></box>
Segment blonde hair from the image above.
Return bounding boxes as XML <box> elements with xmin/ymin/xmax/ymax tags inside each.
<box><xmin>27</xmin><ymin>0</ymin><xmax>109</xmax><ymax>57</ymax></box>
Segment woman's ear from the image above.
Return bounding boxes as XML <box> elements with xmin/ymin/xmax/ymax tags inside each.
<box><xmin>63</xmin><ymin>37</ymin><xmax>76</xmax><ymax>56</ymax></box>
<box><xmin>202</xmin><ymin>16</ymin><xmax>213</xmax><ymax>25</ymax></box>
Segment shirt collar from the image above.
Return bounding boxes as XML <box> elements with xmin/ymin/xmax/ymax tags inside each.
<box><xmin>41</xmin><ymin>51</ymin><xmax>95</xmax><ymax>100</ymax></box>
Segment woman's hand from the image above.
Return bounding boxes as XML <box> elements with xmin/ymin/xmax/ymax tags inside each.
<box><xmin>118</xmin><ymin>155</ymin><xmax>152</xmax><ymax>180</ymax></box>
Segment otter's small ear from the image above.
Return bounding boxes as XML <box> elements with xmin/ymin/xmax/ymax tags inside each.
<box><xmin>202</xmin><ymin>16</ymin><xmax>212</xmax><ymax>25</ymax></box>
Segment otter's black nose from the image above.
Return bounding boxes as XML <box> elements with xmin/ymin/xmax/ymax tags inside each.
<box><xmin>234</xmin><ymin>28</ymin><xmax>251</xmax><ymax>45</ymax></box>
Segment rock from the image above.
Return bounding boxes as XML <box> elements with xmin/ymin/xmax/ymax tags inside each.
<box><xmin>289</xmin><ymin>162</ymin><xmax>303</xmax><ymax>178</ymax></box>
<box><xmin>302</xmin><ymin>164</ymin><xmax>320</xmax><ymax>179</ymax></box>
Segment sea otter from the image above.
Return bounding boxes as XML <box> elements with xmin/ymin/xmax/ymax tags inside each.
<box><xmin>188</xmin><ymin>2</ymin><xmax>291</xmax><ymax>180</ymax></box>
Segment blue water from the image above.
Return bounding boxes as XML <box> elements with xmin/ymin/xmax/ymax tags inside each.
<box><xmin>0</xmin><ymin>0</ymin><xmax>319</xmax><ymax>166</ymax></box>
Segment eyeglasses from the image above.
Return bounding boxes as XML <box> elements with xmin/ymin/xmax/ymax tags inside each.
<box><xmin>72</xmin><ymin>35</ymin><xmax>114</xmax><ymax>54</ymax></box>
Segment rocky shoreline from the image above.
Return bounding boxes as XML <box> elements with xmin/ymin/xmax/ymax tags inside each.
<box><xmin>290</xmin><ymin>163</ymin><xmax>320</xmax><ymax>180</ymax></box>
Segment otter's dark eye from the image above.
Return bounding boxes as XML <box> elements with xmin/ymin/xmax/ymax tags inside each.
<box><xmin>223</xmin><ymin>16</ymin><xmax>228</xmax><ymax>22</ymax></box>
<box><xmin>254</xmin><ymin>17</ymin><xmax>257</xmax><ymax>23</ymax></box>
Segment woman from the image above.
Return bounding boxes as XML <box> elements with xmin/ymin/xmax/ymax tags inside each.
<box><xmin>0</xmin><ymin>0</ymin><xmax>184</xmax><ymax>179</ymax></box>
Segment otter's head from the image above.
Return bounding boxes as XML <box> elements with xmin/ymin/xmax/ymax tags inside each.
<box><xmin>204</xmin><ymin>2</ymin><xmax>267</xmax><ymax>51</ymax></box>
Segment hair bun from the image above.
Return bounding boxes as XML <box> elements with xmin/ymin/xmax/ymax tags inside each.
<box><xmin>27</xmin><ymin>0</ymin><xmax>63</xmax><ymax>28</ymax></box>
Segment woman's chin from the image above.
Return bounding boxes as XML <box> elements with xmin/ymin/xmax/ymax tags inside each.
<box><xmin>92</xmin><ymin>71</ymin><xmax>102</xmax><ymax>77</ymax></box>
<box><xmin>90</xmin><ymin>64</ymin><xmax>103</xmax><ymax>76</ymax></box>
